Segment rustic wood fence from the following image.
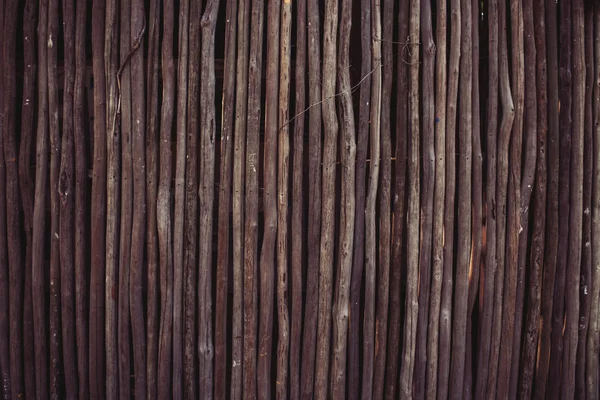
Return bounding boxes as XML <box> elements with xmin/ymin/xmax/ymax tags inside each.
<box><xmin>0</xmin><ymin>0</ymin><xmax>598</xmax><ymax>398</ymax></box>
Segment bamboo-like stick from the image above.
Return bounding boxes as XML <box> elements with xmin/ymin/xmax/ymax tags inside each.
<box><xmin>362</xmin><ymin>0</ymin><xmax>381</xmax><ymax>394</ymax></box>
<box><xmin>548</xmin><ymin>0</ymin><xmax>573</xmax><ymax>394</ymax></box>
<box><xmin>20</xmin><ymin>0</ymin><xmax>39</xmax><ymax>396</ymax></box>
<box><xmin>243</xmin><ymin>0</ymin><xmax>265</xmax><ymax>394</ymax></box>
<box><xmin>145</xmin><ymin>0</ymin><xmax>160</xmax><ymax>396</ymax></box>
<box><xmin>58</xmin><ymin>0</ymin><xmax>77</xmax><ymax>395</ymax></box>
<box><xmin>3</xmin><ymin>0</ymin><xmax>24</xmax><ymax>397</ymax></box>
<box><xmin>300</xmin><ymin>0</ymin><xmax>321</xmax><ymax>393</ymax></box>
<box><xmin>198</xmin><ymin>1</ymin><xmax>220</xmax><ymax>397</ymax></box>
<box><xmin>438</xmin><ymin>0</ymin><xmax>460</xmax><ymax>395</ymax></box>
<box><xmin>215</xmin><ymin>0</ymin><xmax>236</xmax><ymax>396</ymax></box>
<box><xmin>118</xmin><ymin>0</ymin><xmax>132</xmax><ymax>394</ymax></box>
<box><xmin>104</xmin><ymin>0</ymin><xmax>119</xmax><ymax>394</ymax></box>
<box><xmin>385</xmin><ymin>0</ymin><xmax>408</xmax><ymax>396</ymax></box>
<box><xmin>231</xmin><ymin>0</ymin><xmax>250</xmax><ymax>397</ymax></box>
<box><xmin>289</xmin><ymin>0</ymin><xmax>305</xmax><ymax>397</ymax></box>
<box><xmin>399</xmin><ymin>0</ymin><xmax>420</xmax><ymax>396</ymax></box>
<box><xmin>276</xmin><ymin>0</ymin><xmax>291</xmax><ymax>397</ymax></box>
<box><xmin>48</xmin><ymin>0</ymin><xmax>62</xmax><ymax>394</ymax></box>
<box><xmin>157</xmin><ymin>0</ymin><xmax>175</xmax><ymax>396</ymax></box>
<box><xmin>426</xmin><ymin>0</ymin><xmax>448</xmax><ymax>397</ymax></box>
<box><xmin>562</xmin><ymin>1</ymin><xmax>584</xmax><ymax>397</ymax></box>
<box><xmin>73</xmin><ymin>1</ymin><xmax>89</xmax><ymax>396</ymax></box>
<box><xmin>173</xmin><ymin>0</ymin><xmax>190</xmax><ymax>393</ymax></box>
<box><xmin>330</xmin><ymin>0</ymin><xmax>355</xmax><ymax>397</ymax></box>
<box><xmin>314</xmin><ymin>0</ymin><xmax>337</xmax><ymax>397</ymax></box>
<box><xmin>487</xmin><ymin>0</ymin><xmax>515</xmax><ymax>396</ymax></box>
<box><xmin>183</xmin><ymin>0</ymin><xmax>199</xmax><ymax>394</ymax></box>
<box><xmin>415</xmin><ymin>0</ymin><xmax>435</xmax><ymax>395</ymax></box>
<box><xmin>348</xmin><ymin>0</ymin><xmax>370</xmax><ymax>395</ymax></box>
<box><xmin>533</xmin><ymin>0</ymin><xmax>559</xmax><ymax>396</ymax></box>
<box><xmin>519</xmin><ymin>0</ymin><xmax>547</xmax><ymax>396</ymax></box>
<box><xmin>587</xmin><ymin>7</ymin><xmax>600</xmax><ymax>399</ymax></box>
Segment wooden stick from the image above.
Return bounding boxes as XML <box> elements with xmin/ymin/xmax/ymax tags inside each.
<box><xmin>426</xmin><ymin>0</ymin><xmax>447</xmax><ymax>397</ymax></box>
<box><xmin>438</xmin><ymin>0</ymin><xmax>460</xmax><ymax>395</ymax></box>
<box><xmin>330</xmin><ymin>0</ymin><xmax>355</xmax><ymax>397</ymax></box>
<box><xmin>299</xmin><ymin>0</ymin><xmax>321</xmax><ymax>393</ymax></box>
<box><xmin>487</xmin><ymin>0</ymin><xmax>515</xmax><ymax>395</ymax></box>
<box><xmin>244</xmin><ymin>0</ymin><xmax>265</xmax><ymax>394</ymax></box>
<box><xmin>276</xmin><ymin>0</ymin><xmax>291</xmax><ymax>397</ymax></box>
<box><xmin>509</xmin><ymin>0</ymin><xmax>536</xmax><ymax>395</ymax></box>
<box><xmin>548</xmin><ymin>0</ymin><xmax>572</xmax><ymax>394</ymax></box>
<box><xmin>385</xmin><ymin>0</ymin><xmax>408</xmax><ymax>396</ymax></box>
<box><xmin>475</xmin><ymin>0</ymin><xmax>498</xmax><ymax>395</ymax></box>
<box><xmin>183</xmin><ymin>0</ymin><xmax>199</xmax><ymax>394</ymax></box>
<box><xmin>173</xmin><ymin>0</ymin><xmax>190</xmax><ymax>394</ymax></box>
<box><xmin>157</xmin><ymin>0</ymin><xmax>175</xmax><ymax>396</ymax></box>
<box><xmin>289</xmin><ymin>0</ymin><xmax>305</xmax><ymax>397</ymax></box>
<box><xmin>362</xmin><ymin>0</ymin><xmax>381</xmax><ymax>395</ymax></box>
<box><xmin>587</xmin><ymin>7</ymin><xmax>600</xmax><ymax>399</ymax></box>
<box><xmin>48</xmin><ymin>0</ymin><xmax>63</xmax><ymax>393</ymax></box>
<box><xmin>533</xmin><ymin>0</ymin><xmax>559</xmax><ymax>396</ymax></box>
<box><xmin>73</xmin><ymin>0</ymin><xmax>89</xmax><ymax>396</ymax></box>
<box><xmin>145</xmin><ymin>0</ymin><xmax>160</xmax><ymax>396</ymax></box>
<box><xmin>576</xmin><ymin>8</ymin><xmax>594</xmax><ymax>398</ymax></box>
<box><xmin>216</xmin><ymin>0</ymin><xmax>236</xmax><ymax>396</ymax></box>
<box><xmin>104</xmin><ymin>0</ymin><xmax>119</xmax><ymax>392</ymax></box>
<box><xmin>258</xmin><ymin>0</ymin><xmax>280</xmax><ymax>395</ymax></box>
<box><xmin>415</xmin><ymin>0</ymin><xmax>435</xmax><ymax>395</ymax></box>
<box><xmin>130</xmin><ymin>0</ymin><xmax>147</xmax><ymax>397</ymax></box>
<box><xmin>198</xmin><ymin>1</ymin><xmax>220</xmax><ymax>397</ymax></box>
<box><xmin>231</xmin><ymin>0</ymin><xmax>250</xmax><ymax>397</ymax></box>
<box><xmin>59</xmin><ymin>0</ymin><xmax>77</xmax><ymax>395</ymax></box>
<box><xmin>348</xmin><ymin>0</ymin><xmax>370</xmax><ymax>395</ymax></box>
<box><xmin>518</xmin><ymin>0</ymin><xmax>547</xmax><ymax>396</ymax></box>
<box><xmin>118</xmin><ymin>0</ymin><xmax>133</xmax><ymax>394</ymax></box>
<box><xmin>399</xmin><ymin>0</ymin><xmax>420</xmax><ymax>396</ymax></box>
<box><xmin>20</xmin><ymin>0</ymin><xmax>39</xmax><ymax>396</ymax></box>
<box><xmin>562</xmin><ymin>1</ymin><xmax>584</xmax><ymax>397</ymax></box>
<box><xmin>314</xmin><ymin>0</ymin><xmax>337</xmax><ymax>397</ymax></box>
<box><xmin>3</xmin><ymin>0</ymin><xmax>24</xmax><ymax>396</ymax></box>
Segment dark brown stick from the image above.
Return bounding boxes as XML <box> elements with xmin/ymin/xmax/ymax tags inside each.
<box><xmin>58</xmin><ymin>0</ymin><xmax>77</xmax><ymax>395</ymax></box>
<box><xmin>173</xmin><ymin>0</ymin><xmax>190</xmax><ymax>394</ymax></box>
<box><xmin>232</xmin><ymin>0</ymin><xmax>250</xmax><ymax>397</ymax></box>
<box><xmin>587</xmin><ymin>8</ymin><xmax>600</xmax><ymax>399</ymax></box>
<box><xmin>562</xmin><ymin>1</ymin><xmax>584</xmax><ymax>397</ymax></box>
<box><xmin>547</xmin><ymin>0</ymin><xmax>572</xmax><ymax>394</ymax></box>
<box><xmin>215</xmin><ymin>0</ymin><xmax>236</xmax><ymax>397</ymax></box>
<box><xmin>399</xmin><ymin>0</ymin><xmax>420</xmax><ymax>396</ymax></box>
<box><xmin>73</xmin><ymin>1</ymin><xmax>89</xmax><ymax>396</ymax></box>
<box><xmin>533</xmin><ymin>0</ymin><xmax>559</xmax><ymax>396</ymax></box>
<box><xmin>576</xmin><ymin>8</ymin><xmax>593</xmax><ymax>398</ymax></box>
<box><xmin>290</xmin><ymin>0</ymin><xmax>306</xmax><ymax>396</ymax></box>
<box><xmin>438</xmin><ymin>0</ymin><xmax>460</xmax><ymax>395</ymax></box>
<box><xmin>276</xmin><ymin>0</ymin><xmax>291</xmax><ymax>397</ymax></box>
<box><xmin>104</xmin><ymin>0</ymin><xmax>119</xmax><ymax>394</ymax></box>
<box><xmin>330</xmin><ymin>0</ymin><xmax>355</xmax><ymax>397</ymax></box>
<box><xmin>157</xmin><ymin>0</ymin><xmax>175</xmax><ymax>397</ymax></box>
<box><xmin>183</xmin><ymin>0</ymin><xmax>199</xmax><ymax>394</ymax></box>
<box><xmin>118</xmin><ymin>0</ymin><xmax>133</xmax><ymax>395</ymax></box>
<box><xmin>20</xmin><ymin>0</ymin><xmax>39</xmax><ymax>396</ymax></box>
<box><xmin>518</xmin><ymin>0</ymin><xmax>547</xmax><ymax>396</ymax></box>
<box><xmin>243</xmin><ymin>0</ymin><xmax>264</xmax><ymax>395</ymax></box>
<box><xmin>3</xmin><ymin>0</ymin><xmax>24</xmax><ymax>397</ymax></box>
<box><xmin>426</xmin><ymin>0</ymin><xmax>447</xmax><ymax>397</ymax></box>
<box><xmin>414</xmin><ymin>0</ymin><xmax>435</xmax><ymax>396</ymax></box>
<box><xmin>362</xmin><ymin>0</ymin><xmax>381</xmax><ymax>395</ymax></box>
<box><xmin>145</xmin><ymin>0</ymin><xmax>160</xmax><ymax>396</ymax></box>
<box><xmin>349</xmin><ymin>0</ymin><xmax>370</xmax><ymax>395</ymax></box>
